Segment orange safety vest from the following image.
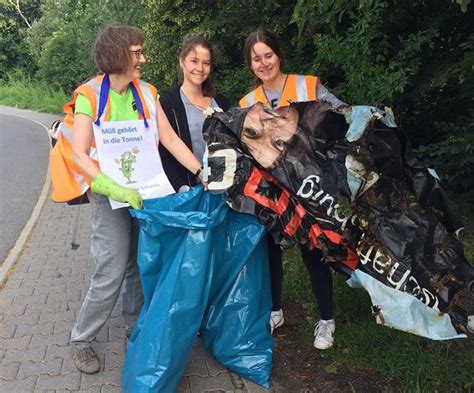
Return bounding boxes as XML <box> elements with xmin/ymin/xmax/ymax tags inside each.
<box><xmin>239</xmin><ymin>74</ymin><xmax>319</xmax><ymax>109</ymax></box>
<box><xmin>50</xmin><ymin>74</ymin><xmax>158</xmax><ymax>202</ymax></box>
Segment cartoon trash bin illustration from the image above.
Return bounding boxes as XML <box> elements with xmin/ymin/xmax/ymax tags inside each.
<box><xmin>115</xmin><ymin>147</ymin><xmax>140</xmax><ymax>184</ymax></box>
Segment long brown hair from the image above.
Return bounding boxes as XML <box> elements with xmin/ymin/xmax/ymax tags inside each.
<box><xmin>243</xmin><ymin>29</ymin><xmax>284</xmax><ymax>86</ymax></box>
<box><xmin>178</xmin><ymin>34</ymin><xmax>216</xmax><ymax>97</ymax></box>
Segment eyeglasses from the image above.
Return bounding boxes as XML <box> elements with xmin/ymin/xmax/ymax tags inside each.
<box><xmin>129</xmin><ymin>49</ymin><xmax>145</xmax><ymax>59</ymax></box>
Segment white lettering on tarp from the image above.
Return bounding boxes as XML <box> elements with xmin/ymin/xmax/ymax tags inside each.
<box><xmin>421</xmin><ymin>288</ymin><xmax>439</xmax><ymax>309</ymax></box>
<box><xmin>297</xmin><ymin>175</ymin><xmax>320</xmax><ymax>198</ymax></box>
<box><xmin>319</xmin><ymin>194</ymin><xmax>335</xmax><ymax>213</ymax></box>
<box><xmin>356</xmin><ymin>237</ymin><xmax>440</xmax><ymax>309</ymax></box>
<box><xmin>358</xmin><ymin>244</ymin><xmax>374</xmax><ymax>266</ymax></box>
<box><xmin>333</xmin><ymin>203</ymin><xmax>351</xmax><ymax>230</ymax></box>
<box><xmin>386</xmin><ymin>262</ymin><xmax>411</xmax><ymax>290</ymax></box>
<box><xmin>296</xmin><ymin>175</ymin><xmax>441</xmax><ymax>309</ymax></box>
<box><xmin>372</xmin><ymin>249</ymin><xmax>390</xmax><ymax>274</ymax></box>
<box><xmin>208</xmin><ymin>148</ymin><xmax>238</xmax><ymax>192</ymax></box>
<box><xmin>406</xmin><ymin>276</ymin><xmax>421</xmax><ymax>297</ymax></box>
<box><xmin>296</xmin><ymin>175</ymin><xmax>350</xmax><ymax>228</ymax></box>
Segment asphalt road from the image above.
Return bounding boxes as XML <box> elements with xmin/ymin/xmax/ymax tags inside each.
<box><xmin>0</xmin><ymin>109</ymin><xmax>52</xmax><ymax>263</ymax></box>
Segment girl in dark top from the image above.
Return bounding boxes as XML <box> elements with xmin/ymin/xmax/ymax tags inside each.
<box><xmin>160</xmin><ymin>34</ymin><xmax>231</xmax><ymax>192</ymax></box>
<box><xmin>240</xmin><ymin>29</ymin><xmax>345</xmax><ymax>350</ymax></box>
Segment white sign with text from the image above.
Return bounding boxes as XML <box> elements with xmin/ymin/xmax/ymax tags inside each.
<box><xmin>93</xmin><ymin>119</ymin><xmax>174</xmax><ymax>209</ymax></box>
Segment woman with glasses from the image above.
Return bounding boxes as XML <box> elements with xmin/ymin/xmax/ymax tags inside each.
<box><xmin>240</xmin><ymin>29</ymin><xmax>345</xmax><ymax>350</ymax></box>
<box><xmin>160</xmin><ymin>34</ymin><xmax>230</xmax><ymax>192</ymax></box>
<box><xmin>51</xmin><ymin>25</ymin><xmax>205</xmax><ymax>374</ymax></box>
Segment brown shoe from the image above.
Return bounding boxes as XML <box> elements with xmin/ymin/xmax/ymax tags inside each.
<box><xmin>73</xmin><ymin>345</ymin><xmax>100</xmax><ymax>374</ymax></box>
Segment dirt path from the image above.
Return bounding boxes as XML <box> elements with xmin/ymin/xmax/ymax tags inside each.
<box><xmin>270</xmin><ymin>300</ymin><xmax>392</xmax><ymax>392</ymax></box>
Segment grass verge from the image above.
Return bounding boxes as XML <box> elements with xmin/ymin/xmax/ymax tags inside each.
<box><xmin>282</xmin><ymin>202</ymin><xmax>474</xmax><ymax>391</ymax></box>
<box><xmin>0</xmin><ymin>77</ymin><xmax>67</xmax><ymax>114</ymax></box>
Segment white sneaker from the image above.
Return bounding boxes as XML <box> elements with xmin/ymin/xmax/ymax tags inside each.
<box><xmin>270</xmin><ymin>309</ymin><xmax>285</xmax><ymax>333</ymax></box>
<box><xmin>313</xmin><ymin>319</ymin><xmax>335</xmax><ymax>350</ymax></box>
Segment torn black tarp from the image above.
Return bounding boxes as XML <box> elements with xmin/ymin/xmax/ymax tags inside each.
<box><xmin>202</xmin><ymin>102</ymin><xmax>474</xmax><ymax>339</ymax></box>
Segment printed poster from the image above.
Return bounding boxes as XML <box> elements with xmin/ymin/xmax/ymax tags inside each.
<box><xmin>93</xmin><ymin>120</ymin><xmax>174</xmax><ymax>209</ymax></box>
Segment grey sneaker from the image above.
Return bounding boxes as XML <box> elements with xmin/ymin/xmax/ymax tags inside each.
<box><xmin>313</xmin><ymin>319</ymin><xmax>335</xmax><ymax>350</ymax></box>
<box><xmin>270</xmin><ymin>309</ymin><xmax>285</xmax><ymax>334</ymax></box>
<box><xmin>73</xmin><ymin>345</ymin><xmax>100</xmax><ymax>374</ymax></box>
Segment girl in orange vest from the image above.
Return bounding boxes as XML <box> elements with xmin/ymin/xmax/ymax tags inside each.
<box><xmin>54</xmin><ymin>25</ymin><xmax>204</xmax><ymax>374</ymax></box>
<box><xmin>240</xmin><ymin>29</ymin><xmax>346</xmax><ymax>350</ymax></box>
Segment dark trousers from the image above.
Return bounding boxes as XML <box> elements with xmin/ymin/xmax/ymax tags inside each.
<box><xmin>267</xmin><ymin>235</ymin><xmax>334</xmax><ymax>320</ymax></box>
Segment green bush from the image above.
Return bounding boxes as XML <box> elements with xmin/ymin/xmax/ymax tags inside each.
<box><xmin>416</xmin><ymin>118</ymin><xmax>474</xmax><ymax>192</ymax></box>
<box><xmin>4</xmin><ymin>0</ymin><xmax>472</xmax><ymax>160</ymax></box>
<box><xmin>141</xmin><ymin>0</ymin><xmax>297</xmax><ymax>103</ymax></box>
<box><xmin>27</xmin><ymin>0</ymin><xmax>144</xmax><ymax>93</ymax></box>
<box><xmin>0</xmin><ymin>0</ymin><xmax>40</xmax><ymax>78</ymax></box>
<box><xmin>283</xmin><ymin>247</ymin><xmax>474</xmax><ymax>391</ymax></box>
<box><xmin>0</xmin><ymin>74</ymin><xmax>67</xmax><ymax>113</ymax></box>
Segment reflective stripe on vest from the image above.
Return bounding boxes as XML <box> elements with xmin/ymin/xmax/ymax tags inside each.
<box><xmin>239</xmin><ymin>74</ymin><xmax>319</xmax><ymax>108</ymax></box>
<box><xmin>50</xmin><ymin>78</ymin><xmax>100</xmax><ymax>202</ymax></box>
<box><xmin>135</xmin><ymin>80</ymin><xmax>158</xmax><ymax>138</ymax></box>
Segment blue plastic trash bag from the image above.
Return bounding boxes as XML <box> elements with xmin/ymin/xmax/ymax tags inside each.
<box><xmin>200</xmin><ymin>211</ymin><xmax>272</xmax><ymax>387</ymax></box>
<box><xmin>122</xmin><ymin>186</ymin><xmax>272</xmax><ymax>392</ymax></box>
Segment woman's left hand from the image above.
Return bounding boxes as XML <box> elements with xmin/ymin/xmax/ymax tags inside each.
<box><xmin>203</xmin><ymin>107</ymin><xmax>223</xmax><ymax>118</ymax></box>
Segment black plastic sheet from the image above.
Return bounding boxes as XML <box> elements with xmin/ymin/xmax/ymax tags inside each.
<box><xmin>203</xmin><ymin>102</ymin><xmax>474</xmax><ymax>335</ymax></box>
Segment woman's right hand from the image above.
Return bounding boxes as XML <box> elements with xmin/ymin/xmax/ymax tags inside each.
<box><xmin>91</xmin><ymin>172</ymin><xmax>143</xmax><ymax>209</ymax></box>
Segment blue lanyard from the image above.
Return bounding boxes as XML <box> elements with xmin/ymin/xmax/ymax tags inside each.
<box><xmin>94</xmin><ymin>74</ymin><xmax>149</xmax><ymax>128</ymax></box>
<box><xmin>130</xmin><ymin>82</ymin><xmax>149</xmax><ymax>128</ymax></box>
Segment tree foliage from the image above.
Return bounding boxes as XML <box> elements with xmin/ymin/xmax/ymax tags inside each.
<box><xmin>141</xmin><ymin>0</ymin><xmax>297</xmax><ymax>102</ymax></box>
<box><xmin>292</xmin><ymin>1</ymin><xmax>473</xmax><ymax>136</ymax></box>
<box><xmin>416</xmin><ymin>119</ymin><xmax>474</xmax><ymax>191</ymax></box>
<box><xmin>290</xmin><ymin>0</ymin><xmax>474</xmax><ymax>188</ymax></box>
<box><xmin>27</xmin><ymin>0</ymin><xmax>144</xmax><ymax>92</ymax></box>
<box><xmin>1</xmin><ymin>0</ymin><xmax>473</xmax><ymax>191</ymax></box>
<box><xmin>0</xmin><ymin>0</ymin><xmax>40</xmax><ymax>76</ymax></box>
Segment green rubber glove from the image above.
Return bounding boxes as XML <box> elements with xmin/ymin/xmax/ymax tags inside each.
<box><xmin>91</xmin><ymin>172</ymin><xmax>143</xmax><ymax>209</ymax></box>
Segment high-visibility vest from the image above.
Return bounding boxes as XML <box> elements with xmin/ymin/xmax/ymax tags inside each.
<box><xmin>50</xmin><ymin>74</ymin><xmax>158</xmax><ymax>202</ymax></box>
<box><xmin>239</xmin><ymin>74</ymin><xmax>318</xmax><ymax>109</ymax></box>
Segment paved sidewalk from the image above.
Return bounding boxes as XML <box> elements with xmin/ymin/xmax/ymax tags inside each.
<box><xmin>0</xmin><ymin>197</ymin><xmax>270</xmax><ymax>392</ymax></box>
<box><xmin>0</xmin><ymin>107</ymin><xmax>269</xmax><ymax>392</ymax></box>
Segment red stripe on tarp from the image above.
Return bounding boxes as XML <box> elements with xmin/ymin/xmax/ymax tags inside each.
<box><xmin>244</xmin><ymin>168</ymin><xmax>290</xmax><ymax>216</ymax></box>
<box><xmin>344</xmin><ymin>248</ymin><xmax>359</xmax><ymax>270</ymax></box>
<box><xmin>284</xmin><ymin>203</ymin><xmax>306</xmax><ymax>237</ymax></box>
<box><xmin>322</xmin><ymin>229</ymin><xmax>343</xmax><ymax>245</ymax></box>
<box><xmin>244</xmin><ymin>167</ymin><xmax>360</xmax><ymax>271</ymax></box>
<box><xmin>308</xmin><ymin>223</ymin><xmax>323</xmax><ymax>241</ymax></box>
<box><xmin>308</xmin><ymin>225</ymin><xmax>359</xmax><ymax>270</ymax></box>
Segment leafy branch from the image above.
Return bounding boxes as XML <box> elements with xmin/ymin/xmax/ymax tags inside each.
<box><xmin>6</xmin><ymin>0</ymin><xmax>32</xmax><ymax>28</ymax></box>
